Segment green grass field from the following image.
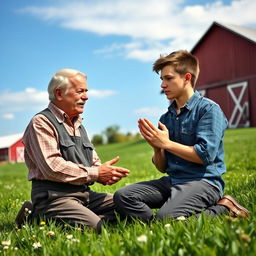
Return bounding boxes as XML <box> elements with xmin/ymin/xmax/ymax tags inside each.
<box><xmin>0</xmin><ymin>128</ymin><xmax>255</xmax><ymax>255</ymax></box>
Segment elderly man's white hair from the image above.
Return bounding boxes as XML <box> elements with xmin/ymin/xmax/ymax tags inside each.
<box><xmin>48</xmin><ymin>68</ymin><xmax>86</xmax><ymax>101</ymax></box>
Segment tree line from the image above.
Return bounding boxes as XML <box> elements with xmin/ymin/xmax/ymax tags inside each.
<box><xmin>91</xmin><ymin>125</ymin><xmax>141</xmax><ymax>145</ymax></box>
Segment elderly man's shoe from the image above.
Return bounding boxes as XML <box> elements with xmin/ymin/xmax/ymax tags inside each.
<box><xmin>217</xmin><ymin>195</ymin><xmax>249</xmax><ymax>218</ymax></box>
<box><xmin>15</xmin><ymin>201</ymin><xmax>33</xmax><ymax>228</ymax></box>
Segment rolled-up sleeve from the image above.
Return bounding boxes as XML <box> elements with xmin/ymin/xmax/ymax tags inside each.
<box><xmin>194</xmin><ymin>104</ymin><xmax>228</xmax><ymax>165</ymax></box>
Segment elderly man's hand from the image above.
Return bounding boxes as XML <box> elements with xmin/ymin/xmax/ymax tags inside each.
<box><xmin>97</xmin><ymin>156</ymin><xmax>130</xmax><ymax>185</ymax></box>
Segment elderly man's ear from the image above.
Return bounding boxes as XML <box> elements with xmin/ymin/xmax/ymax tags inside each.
<box><xmin>54</xmin><ymin>88</ymin><xmax>63</xmax><ymax>101</ymax></box>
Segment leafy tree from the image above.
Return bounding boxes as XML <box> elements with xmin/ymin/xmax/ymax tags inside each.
<box><xmin>103</xmin><ymin>125</ymin><xmax>120</xmax><ymax>143</ymax></box>
<box><xmin>91</xmin><ymin>134</ymin><xmax>103</xmax><ymax>145</ymax></box>
<box><xmin>102</xmin><ymin>125</ymin><xmax>142</xmax><ymax>144</ymax></box>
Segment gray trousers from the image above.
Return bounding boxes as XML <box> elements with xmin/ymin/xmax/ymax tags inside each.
<box><xmin>30</xmin><ymin>180</ymin><xmax>116</xmax><ymax>232</ymax></box>
<box><xmin>114</xmin><ymin>177</ymin><xmax>228</xmax><ymax>222</ymax></box>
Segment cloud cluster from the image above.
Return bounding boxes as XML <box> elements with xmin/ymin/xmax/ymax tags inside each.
<box><xmin>19</xmin><ymin>0</ymin><xmax>256</xmax><ymax>61</ymax></box>
<box><xmin>134</xmin><ymin>107</ymin><xmax>167</xmax><ymax>117</ymax></box>
<box><xmin>0</xmin><ymin>88</ymin><xmax>48</xmax><ymax>113</ymax></box>
<box><xmin>0</xmin><ymin>88</ymin><xmax>117</xmax><ymax>118</ymax></box>
<box><xmin>2</xmin><ymin>114</ymin><xmax>15</xmax><ymax>120</ymax></box>
<box><xmin>88</xmin><ymin>89</ymin><xmax>117</xmax><ymax>98</ymax></box>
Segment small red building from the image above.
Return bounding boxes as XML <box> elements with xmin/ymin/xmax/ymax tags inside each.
<box><xmin>191</xmin><ymin>21</ymin><xmax>256</xmax><ymax>128</ymax></box>
<box><xmin>0</xmin><ymin>133</ymin><xmax>24</xmax><ymax>163</ymax></box>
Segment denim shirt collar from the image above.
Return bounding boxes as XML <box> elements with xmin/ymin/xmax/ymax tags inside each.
<box><xmin>168</xmin><ymin>90</ymin><xmax>201</xmax><ymax>114</ymax></box>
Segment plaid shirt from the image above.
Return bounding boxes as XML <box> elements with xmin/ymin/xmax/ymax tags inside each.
<box><xmin>23</xmin><ymin>102</ymin><xmax>99</xmax><ymax>185</ymax></box>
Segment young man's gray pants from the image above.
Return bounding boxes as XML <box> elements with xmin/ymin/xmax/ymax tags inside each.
<box><xmin>30</xmin><ymin>181</ymin><xmax>116</xmax><ymax>232</ymax></box>
<box><xmin>114</xmin><ymin>176</ymin><xmax>228</xmax><ymax>222</ymax></box>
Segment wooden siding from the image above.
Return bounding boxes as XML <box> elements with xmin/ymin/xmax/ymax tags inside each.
<box><xmin>191</xmin><ymin>23</ymin><xmax>256</xmax><ymax>127</ymax></box>
<box><xmin>193</xmin><ymin>25</ymin><xmax>256</xmax><ymax>86</ymax></box>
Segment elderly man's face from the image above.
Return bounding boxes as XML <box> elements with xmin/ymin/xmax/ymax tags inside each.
<box><xmin>55</xmin><ymin>74</ymin><xmax>88</xmax><ymax>120</ymax></box>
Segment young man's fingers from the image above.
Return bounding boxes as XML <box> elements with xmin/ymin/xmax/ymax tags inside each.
<box><xmin>139</xmin><ymin>125</ymin><xmax>153</xmax><ymax>137</ymax></box>
<box><xmin>139</xmin><ymin>118</ymin><xmax>153</xmax><ymax>130</ymax></box>
<box><xmin>158</xmin><ymin>121</ymin><xmax>168</xmax><ymax>131</ymax></box>
<box><xmin>143</xmin><ymin>118</ymin><xmax>159</xmax><ymax>132</ymax></box>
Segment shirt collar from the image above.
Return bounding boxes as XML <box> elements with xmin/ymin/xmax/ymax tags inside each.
<box><xmin>48</xmin><ymin>102</ymin><xmax>83</xmax><ymax>126</ymax></box>
<box><xmin>168</xmin><ymin>90</ymin><xmax>201</xmax><ymax>113</ymax></box>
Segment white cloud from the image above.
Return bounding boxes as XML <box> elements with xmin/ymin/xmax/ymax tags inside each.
<box><xmin>18</xmin><ymin>0</ymin><xmax>256</xmax><ymax>61</ymax></box>
<box><xmin>0</xmin><ymin>88</ymin><xmax>48</xmax><ymax>112</ymax></box>
<box><xmin>88</xmin><ymin>89</ymin><xmax>117</xmax><ymax>98</ymax></box>
<box><xmin>0</xmin><ymin>87</ymin><xmax>116</xmax><ymax>113</ymax></box>
<box><xmin>2</xmin><ymin>114</ymin><xmax>15</xmax><ymax>120</ymax></box>
<box><xmin>134</xmin><ymin>107</ymin><xmax>166</xmax><ymax>117</ymax></box>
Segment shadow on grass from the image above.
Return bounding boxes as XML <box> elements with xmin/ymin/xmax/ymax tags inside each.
<box><xmin>0</xmin><ymin>222</ymin><xmax>16</xmax><ymax>232</ymax></box>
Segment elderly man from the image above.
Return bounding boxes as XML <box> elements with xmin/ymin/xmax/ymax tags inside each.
<box><xmin>16</xmin><ymin>69</ymin><xmax>130</xmax><ymax>232</ymax></box>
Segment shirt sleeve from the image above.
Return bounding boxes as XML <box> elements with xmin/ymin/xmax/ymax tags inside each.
<box><xmin>24</xmin><ymin>114</ymin><xmax>99</xmax><ymax>185</ymax></box>
<box><xmin>193</xmin><ymin>104</ymin><xmax>228</xmax><ymax>165</ymax></box>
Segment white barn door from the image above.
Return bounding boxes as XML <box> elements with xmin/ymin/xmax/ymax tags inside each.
<box><xmin>227</xmin><ymin>81</ymin><xmax>250</xmax><ymax>128</ymax></box>
<box><xmin>16</xmin><ymin>147</ymin><xmax>24</xmax><ymax>162</ymax></box>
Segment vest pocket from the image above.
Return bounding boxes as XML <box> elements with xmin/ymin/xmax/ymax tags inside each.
<box><xmin>82</xmin><ymin>142</ymin><xmax>94</xmax><ymax>166</ymax></box>
<box><xmin>82</xmin><ymin>142</ymin><xmax>94</xmax><ymax>150</ymax></box>
<box><xmin>59</xmin><ymin>139</ymin><xmax>76</xmax><ymax>160</ymax></box>
<box><xmin>60</xmin><ymin>140</ymin><xmax>76</xmax><ymax>148</ymax></box>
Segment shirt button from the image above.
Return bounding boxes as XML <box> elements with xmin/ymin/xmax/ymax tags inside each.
<box><xmin>176</xmin><ymin>161</ymin><xmax>178</xmax><ymax>164</ymax></box>
<box><xmin>176</xmin><ymin>117</ymin><xmax>179</xmax><ymax>120</ymax></box>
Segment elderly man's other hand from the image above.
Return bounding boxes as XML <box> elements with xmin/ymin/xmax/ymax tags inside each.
<box><xmin>98</xmin><ymin>156</ymin><xmax>130</xmax><ymax>185</ymax></box>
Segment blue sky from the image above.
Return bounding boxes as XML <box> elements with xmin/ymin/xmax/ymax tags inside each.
<box><xmin>0</xmin><ymin>0</ymin><xmax>255</xmax><ymax>138</ymax></box>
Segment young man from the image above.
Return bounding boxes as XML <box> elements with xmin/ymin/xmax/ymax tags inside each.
<box><xmin>114</xmin><ymin>50</ymin><xmax>249</xmax><ymax>221</ymax></box>
<box><xmin>16</xmin><ymin>69</ymin><xmax>130</xmax><ymax>232</ymax></box>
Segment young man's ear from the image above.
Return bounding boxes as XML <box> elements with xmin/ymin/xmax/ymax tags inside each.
<box><xmin>185</xmin><ymin>73</ymin><xmax>192</xmax><ymax>84</ymax></box>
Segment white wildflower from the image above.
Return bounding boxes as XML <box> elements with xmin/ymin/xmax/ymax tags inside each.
<box><xmin>137</xmin><ymin>234</ymin><xmax>147</xmax><ymax>243</ymax></box>
<box><xmin>176</xmin><ymin>216</ymin><xmax>186</xmax><ymax>221</ymax></box>
<box><xmin>235</xmin><ymin>227</ymin><xmax>244</xmax><ymax>234</ymax></box>
<box><xmin>3</xmin><ymin>246</ymin><xmax>9</xmax><ymax>250</ymax></box>
<box><xmin>32</xmin><ymin>242</ymin><xmax>42</xmax><ymax>249</ymax></box>
<box><xmin>46</xmin><ymin>231</ymin><xmax>55</xmax><ymax>236</ymax></box>
<box><xmin>165</xmin><ymin>223</ymin><xmax>171</xmax><ymax>228</ymax></box>
<box><xmin>1</xmin><ymin>241</ymin><xmax>11</xmax><ymax>246</ymax></box>
<box><xmin>66</xmin><ymin>234</ymin><xmax>73</xmax><ymax>239</ymax></box>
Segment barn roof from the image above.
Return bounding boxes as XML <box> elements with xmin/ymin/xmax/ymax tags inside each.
<box><xmin>191</xmin><ymin>21</ymin><xmax>256</xmax><ymax>52</ymax></box>
<box><xmin>0</xmin><ymin>133</ymin><xmax>23</xmax><ymax>149</ymax></box>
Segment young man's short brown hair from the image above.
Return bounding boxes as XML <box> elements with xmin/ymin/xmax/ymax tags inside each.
<box><xmin>153</xmin><ymin>50</ymin><xmax>200</xmax><ymax>88</ymax></box>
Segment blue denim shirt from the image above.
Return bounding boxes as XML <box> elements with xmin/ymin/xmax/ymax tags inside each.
<box><xmin>159</xmin><ymin>91</ymin><xmax>228</xmax><ymax>196</ymax></box>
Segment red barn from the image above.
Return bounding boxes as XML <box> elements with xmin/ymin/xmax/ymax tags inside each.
<box><xmin>0</xmin><ymin>133</ymin><xmax>24</xmax><ymax>163</ymax></box>
<box><xmin>191</xmin><ymin>21</ymin><xmax>256</xmax><ymax>128</ymax></box>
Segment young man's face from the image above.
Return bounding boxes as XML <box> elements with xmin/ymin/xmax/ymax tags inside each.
<box><xmin>55</xmin><ymin>74</ymin><xmax>88</xmax><ymax>119</ymax></box>
<box><xmin>160</xmin><ymin>65</ymin><xmax>187</xmax><ymax>101</ymax></box>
